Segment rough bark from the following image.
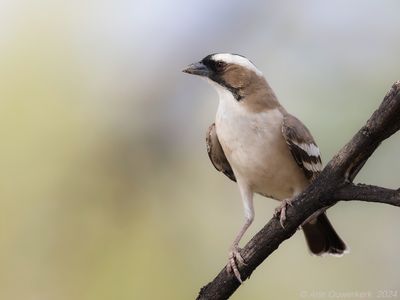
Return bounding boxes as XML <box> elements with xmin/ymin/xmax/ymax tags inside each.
<box><xmin>196</xmin><ymin>81</ymin><xmax>400</xmax><ymax>300</ymax></box>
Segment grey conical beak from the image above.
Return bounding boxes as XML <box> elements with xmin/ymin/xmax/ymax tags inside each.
<box><xmin>182</xmin><ymin>62</ymin><xmax>210</xmax><ymax>77</ymax></box>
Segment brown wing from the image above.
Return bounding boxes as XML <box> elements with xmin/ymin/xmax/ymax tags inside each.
<box><xmin>282</xmin><ymin>114</ymin><xmax>323</xmax><ymax>180</ymax></box>
<box><xmin>206</xmin><ymin>123</ymin><xmax>236</xmax><ymax>182</ymax></box>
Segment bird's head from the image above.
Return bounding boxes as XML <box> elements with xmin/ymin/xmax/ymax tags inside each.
<box><xmin>183</xmin><ymin>53</ymin><xmax>266</xmax><ymax>101</ymax></box>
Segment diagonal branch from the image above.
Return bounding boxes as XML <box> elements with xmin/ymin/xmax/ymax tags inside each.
<box><xmin>196</xmin><ymin>81</ymin><xmax>400</xmax><ymax>300</ymax></box>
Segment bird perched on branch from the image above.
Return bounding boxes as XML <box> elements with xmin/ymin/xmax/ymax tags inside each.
<box><xmin>183</xmin><ymin>53</ymin><xmax>348</xmax><ymax>283</ymax></box>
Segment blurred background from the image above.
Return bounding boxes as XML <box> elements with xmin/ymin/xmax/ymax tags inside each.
<box><xmin>1</xmin><ymin>0</ymin><xmax>400</xmax><ymax>299</ymax></box>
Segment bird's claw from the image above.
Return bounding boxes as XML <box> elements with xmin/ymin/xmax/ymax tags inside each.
<box><xmin>274</xmin><ymin>198</ymin><xmax>293</xmax><ymax>228</ymax></box>
<box><xmin>226</xmin><ymin>246</ymin><xmax>246</xmax><ymax>283</ymax></box>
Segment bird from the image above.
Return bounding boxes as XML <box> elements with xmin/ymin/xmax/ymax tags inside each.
<box><xmin>182</xmin><ymin>53</ymin><xmax>348</xmax><ymax>283</ymax></box>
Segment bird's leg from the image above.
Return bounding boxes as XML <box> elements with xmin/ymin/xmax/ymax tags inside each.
<box><xmin>226</xmin><ymin>186</ymin><xmax>254</xmax><ymax>284</ymax></box>
<box><xmin>274</xmin><ymin>198</ymin><xmax>294</xmax><ymax>228</ymax></box>
<box><xmin>227</xmin><ymin>219</ymin><xmax>251</xmax><ymax>283</ymax></box>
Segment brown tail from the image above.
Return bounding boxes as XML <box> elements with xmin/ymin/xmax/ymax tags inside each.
<box><xmin>302</xmin><ymin>213</ymin><xmax>348</xmax><ymax>256</ymax></box>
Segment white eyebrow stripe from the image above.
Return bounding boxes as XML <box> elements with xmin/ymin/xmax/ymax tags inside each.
<box><xmin>211</xmin><ymin>53</ymin><xmax>263</xmax><ymax>76</ymax></box>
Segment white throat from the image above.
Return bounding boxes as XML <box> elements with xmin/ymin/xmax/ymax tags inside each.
<box><xmin>206</xmin><ymin>79</ymin><xmax>232</xmax><ymax>99</ymax></box>
<box><xmin>207</xmin><ymin>82</ymin><xmax>243</xmax><ymax>132</ymax></box>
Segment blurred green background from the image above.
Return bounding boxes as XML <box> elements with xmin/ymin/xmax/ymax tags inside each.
<box><xmin>1</xmin><ymin>1</ymin><xmax>400</xmax><ymax>299</ymax></box>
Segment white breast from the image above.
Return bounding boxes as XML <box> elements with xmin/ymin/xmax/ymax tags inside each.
<box><xmin>214</xmin><ymin>85</ymin><xmax>308</xmax><ymax>200</ymax></box>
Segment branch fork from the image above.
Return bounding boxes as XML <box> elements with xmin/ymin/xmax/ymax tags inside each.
<box><xmin>196</xmin><ymin>81</ymin><xmax>400</xmax><ymax>300</ymax></box>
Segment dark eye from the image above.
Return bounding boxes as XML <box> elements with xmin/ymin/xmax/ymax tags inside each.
<box><xmin>215</xmin><ymin>61</ymin><xmax>226</xmax><ymax>72</ymax></box>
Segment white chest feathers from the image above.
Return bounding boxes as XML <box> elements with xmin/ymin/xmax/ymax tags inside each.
<box><xmin>214</xmin><ymin>86</ymin><xmax>308</xmax><ymax>199</ymax></box>
<box><xmin>215</xmin><ymin>91</ymin><xmax>283</xmax><ymax>168</ymax></box>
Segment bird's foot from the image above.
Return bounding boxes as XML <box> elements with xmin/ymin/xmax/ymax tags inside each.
<box><xmin>274</xmin><ymin>198</ymin><xmax>293</xmax><ymax>228</ymax></box>
<box><xmin>226</xmin><ymin>245</ymin><xmax>246</xmax><ymax>283</ymax></box>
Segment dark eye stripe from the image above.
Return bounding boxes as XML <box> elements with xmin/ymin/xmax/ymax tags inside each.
<box><xmin>201</xmin><ymin>56</ymin><xmax>243</xmax><ymax>101</ymax></box>
<box><xmin>215</xmin><ymin>61</ymin><xmax>226</xmax><ymax>71</ymax></box>
<box><xmin>201</xmin><ymin>56</ymin><xmax>226</xmax><ymax>73</ymax></box>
